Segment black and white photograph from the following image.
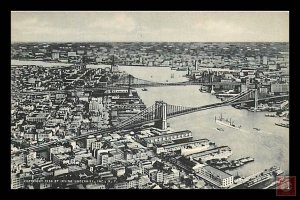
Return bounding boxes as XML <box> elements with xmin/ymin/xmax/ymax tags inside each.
<box><xmin>11</xmin><ymin>11</ymin><xmax>290</xmax><ymax>191</ymax></box>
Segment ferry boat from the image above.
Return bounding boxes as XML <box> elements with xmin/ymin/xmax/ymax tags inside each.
<box><xmin>246</xmin><ymin>173</ymin><xmax>273</xmax><ymax>188</ymax></box>
<box><xmin>215</xmin><ymin>114</ymin><xmax>241</xmax><ymax>130</ymax></box>
<box><xmin>245</xmin><ymin>166</ymin><xmax>282</xmax><ymax>188</ymax></box>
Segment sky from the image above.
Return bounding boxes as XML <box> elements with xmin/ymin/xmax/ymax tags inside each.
<box><xmin>11</xmin><ymin>11</ymin><xmax>289</xmax><ymax>43</ymax></box>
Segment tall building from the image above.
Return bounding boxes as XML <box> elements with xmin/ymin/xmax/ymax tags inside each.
<box><xmin>11</xmin><ymin>173</ymin><xmax>24</xmax><ymax>189</ymax></box>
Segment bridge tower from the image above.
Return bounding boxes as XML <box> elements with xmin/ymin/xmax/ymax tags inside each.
<box><xmin>211</xmin><ymin>73</ymin><xmax>215</xmax><ymax>95</ymax></box>
<box><xmin>154</xmin><ymin>101</ymin><xmax>167</xmax><ymax>130</ymax></box>
<box><xmin>110</xmin><ymin>55</ymin><xmax>114</xmax><ymax>73</ymax></box>
<box><xmin>254</xmin><ymin>89</ymin><xmax>258</xmax><ymax>111</ymax></box>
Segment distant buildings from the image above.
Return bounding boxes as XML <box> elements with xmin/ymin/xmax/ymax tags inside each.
<box><xmin>11</xmin><ymin>42</ymin><xmax>289</xmax><ymax>189</ymax></box>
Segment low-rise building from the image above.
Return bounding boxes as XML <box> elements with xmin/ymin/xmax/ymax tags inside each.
<box><xmin>197</xmin><ymin>165</ymin><xmax>233</xmax><ymax>188</ymax></box>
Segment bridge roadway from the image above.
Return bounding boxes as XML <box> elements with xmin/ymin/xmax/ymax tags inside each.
<box><xmin>201</xmin><ymin>82</ymin><xmax>241</xmax><ymax>86</ymax></box>
<box><xmin>11</xmin><ymin>103</ymin><xmax>228</xmax><ymax>156</ymax></box>
<box><xmin>10</xmin><ymin>81</ymin><xmax>219</xmax><ymax>95</ymax></box>
<box><xmin>229</xmin><ymin>95</ymin><xmax>289</xmax><ymax>105</ymax></box>
<box><xmin>116</xmin><ymin>82</ymin><xmax>202</xmax><ymax>87</ymax></box>
<box><xmin>11</xmin><ymin>92</ymin><xmax>287</xmax><ymax>156</ymax></box>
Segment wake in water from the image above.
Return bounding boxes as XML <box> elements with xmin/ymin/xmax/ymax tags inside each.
<box><xmin>239</xmin><ymin>128</ymin><xmax>272</xmax><ymax>135</ymax></box>
<box><xmin>258</xmin><ymin>130</ymin><xmax>273</xmax><ymax>135</ymax></box>
<box><xmin>213</xmin><ymin>127</ymin><xmax>273</xmax><ymax>135</ymax></box>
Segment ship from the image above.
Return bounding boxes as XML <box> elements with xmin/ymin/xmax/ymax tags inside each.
<box><xmin>245</xmin><ymin>172</ymin><xmax>273</xmax><ymax>188</ymax></box>
<box><xmin>215</xmin><ymin>114</ymin><xmax>241</xmax><ymax>130</ymax></box>
<box><xmin>245</xmin><ymin>166</ymin><xmax>283</xmax><ymax>188</ymax></box>
<box><xmin>142</xmin><ymin>88</ymin><xmax>148</xmax><ymax>91</ymax></box>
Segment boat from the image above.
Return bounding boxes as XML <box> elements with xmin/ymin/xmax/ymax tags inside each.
<box><xmin>216</xmin><ymin>128</ymin><xmax>224</xmax><ymax>132</ymax></box>
<box><xmin>238</xmin><ymin>156</ymin><xmax>255</xmax><ymax>164</ymax></box>
<box><xmin>275</xmin><ymin>122</ymin><xmax>289</xmax><ymax>128</ymax></box>
<box><xmin>265</xmin><ymin>113</ymin><xmax>277</xmax><ymax>117</ymax></box>
<box><xmin>142</xmin><ymin>88</ymin><xmax>148</xmax><ymax>91</ymax></box>
<box><xmin>273</xmin><ymin>169</ymin><xmax>284</xmax><ymax>176</ymax></box>
<box><xmin>283</xmin><ymin>117</ymin><xmax>289</xmax><ymax>121</ymax></box>
<box><xmin>215</xmin><ymin>114</ymin><xmax>241</xmax><ymax>130</ymax></box>
<box><xmin>245</xmin><ymin>166</ymin><xmax>282</xmax><ymax>188</ymax></box>
<box><xmin>199</xmin><ymin>88</ymin><xmax>209</xmax><ymax>93</ymax></box>
<box><xmin>245</xmin><ymin>173</ymin><xmax>273</xmax><ymax>188</ymax></box>
<box><xmin>248</xmin><ymin>107</ymin><xmax>262</xmax><ymax>112</ymax></box>
<box><xmin>176</xmin><ymin>67</ymin><xmax>187</xmax><ymax>71</ymax></box>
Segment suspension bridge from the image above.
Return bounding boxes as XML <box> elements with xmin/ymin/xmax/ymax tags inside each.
<box><xmin>12</xmin><ymin>73</ymin><xmax>239</xmax><ymax>96</ymax></box>
<box><xmin>113</xmin><ymin>74</ymin><xmax>204</xmax><ymax>87</ymax></box>
<box><xmin>11</xmin><ymin>88</ymin><xmax>288</xmax><ymax>156</ymax></box>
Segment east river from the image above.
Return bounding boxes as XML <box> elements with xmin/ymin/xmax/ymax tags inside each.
<box><xmin>118</xmin><ymin>66</ymin><xmax>289</xmax><ymax>178</ymax></box>
<box><xmin>11</xmin><ymin>60</ymin><xmax>289</xmax><ymax>178</ymax></box>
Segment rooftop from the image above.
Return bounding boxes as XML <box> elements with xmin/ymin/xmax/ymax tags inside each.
<box><xmin>203</xmin><ymin>165</ymin><xmax>232</xmax><ymax>179</ymax></box>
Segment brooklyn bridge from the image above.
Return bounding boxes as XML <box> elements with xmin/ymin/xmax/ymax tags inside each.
<box><xmin>11</xmin><ymin>82</ymin><xmax>288</xmax><ymax>155</ymax></box>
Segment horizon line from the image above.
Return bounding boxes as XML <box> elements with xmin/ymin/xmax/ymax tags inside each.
<box><xmin>11</xmin><ymin>41</ymin><xmax>289</xmax><ymax>43</ymax></box>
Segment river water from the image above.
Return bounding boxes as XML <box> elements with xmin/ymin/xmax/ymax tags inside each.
<box><xmin>118</xmin><ymin>66</ymin><xmax>289</xmax><ymax>178</ymax></box>
<box><xmin>11</xmin><ymin>60</ymin><xmax>289</xmax><ymax>178</ymax></box>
